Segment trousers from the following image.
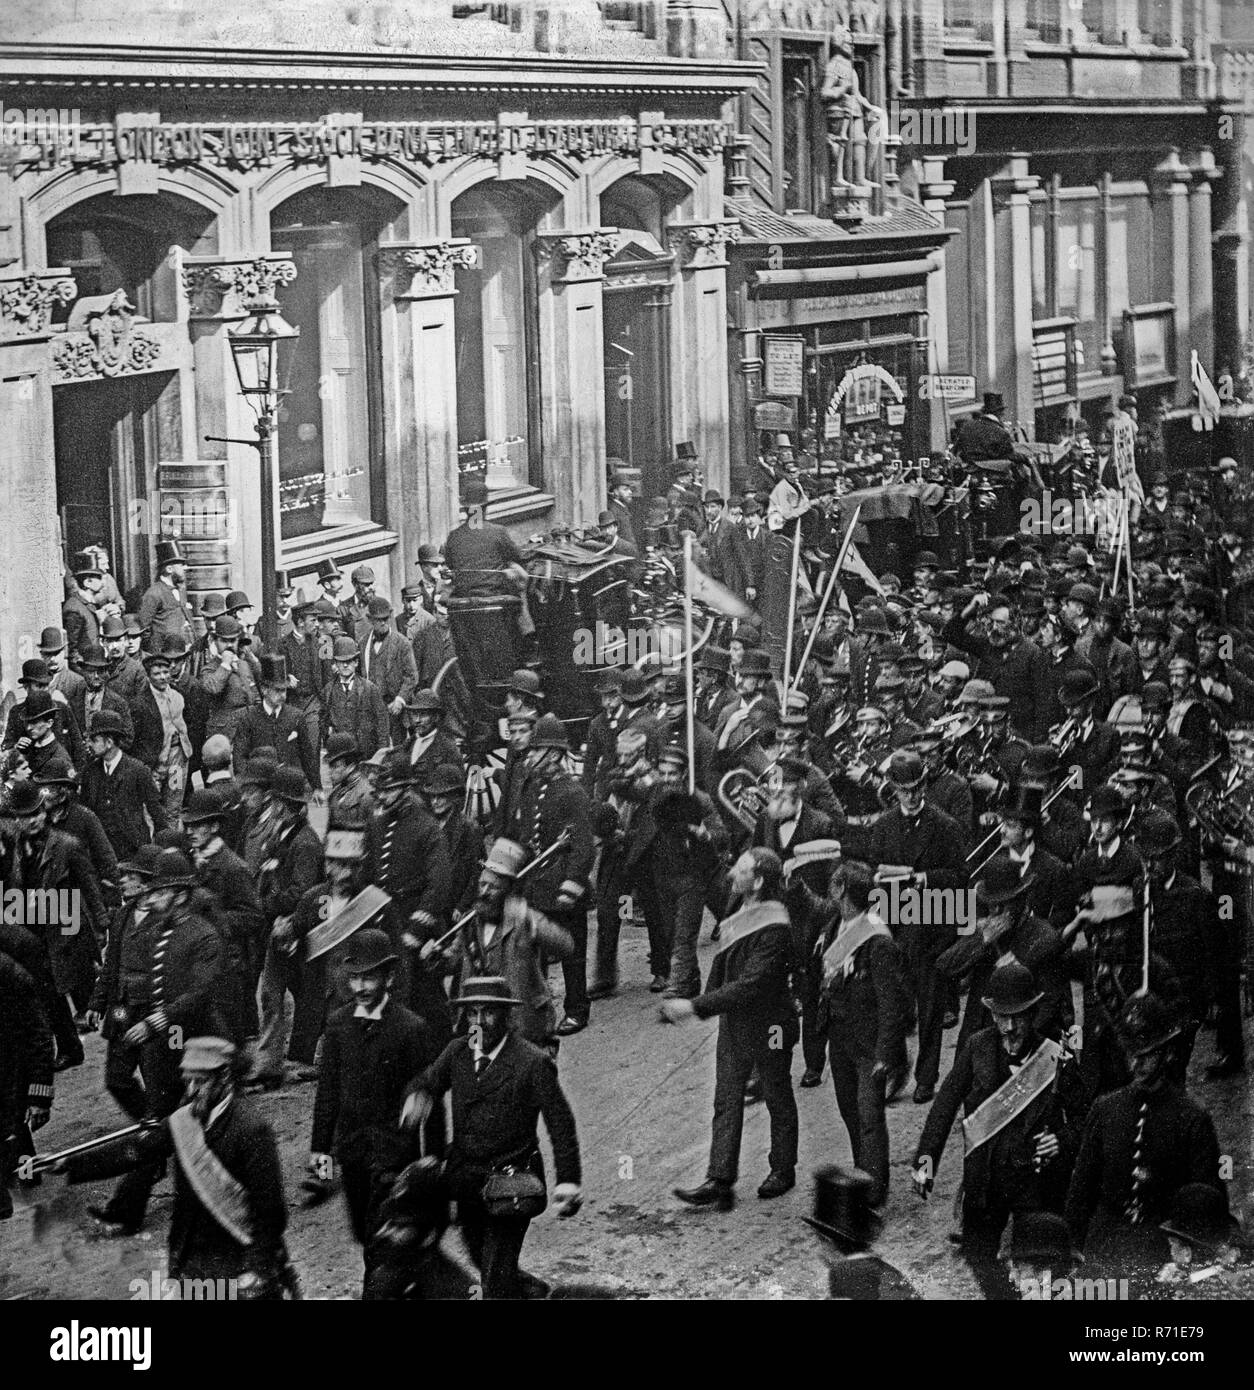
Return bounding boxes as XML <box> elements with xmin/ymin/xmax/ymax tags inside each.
<box><xmin>656</xmin><ymin>875</ymin><xmax>706</xmax><ymax>998</ymax></box>
<box><xmin>103</xmin><ymin>1036</ymin><xmax>182</xmax><ymax>1229</ymax></box>
<box><xmin>253</xmin><ymin>935</ymin><xmax>323</xmax><ymax>1077</ymax></box>
<box><xmin>456</xmin><ymin>1193</ymin><xmax>533</xmax><ymax>1300</ymax></box>
<box><xmin>707</xmin><ymin>1029</ymin><xmax>798</xmax><ymax>1185</ymax></box>
<box><xmin>553</xmin><ymin>904</ymin><xmax>589</xmax><ymax>1022</ymax></box>
<box><xmin>828</xmin><ymin>1038</ymin><xmax>889</xmax><ymax>1206</ymax></box>
<box><xmin>900</xmin><ymin>927</ymin><xmax>954</xmax><ymax>1090</ymax></box>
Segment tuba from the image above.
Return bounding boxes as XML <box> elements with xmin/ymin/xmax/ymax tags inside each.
<box><xmin>718</xmin><ymin>766</ymin><xmax>770</xmax><ymax>834</ymax></box>
<box><xmin>1185</xmin><ymin>761</ymin><xmax>1254</xmax><ymax>847</ymax></box>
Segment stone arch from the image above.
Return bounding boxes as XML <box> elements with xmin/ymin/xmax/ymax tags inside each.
<box><xmin>434</xmin><ymin>154</ymin><xmax>581</xmax><ymax>234</ymax></box>
<box><xmin>252</xmin><ymin>160</ymin><xmax>431</xmax><ymax>245</ymax></box>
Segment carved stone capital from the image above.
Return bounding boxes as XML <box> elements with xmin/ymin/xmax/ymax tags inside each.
<box><xmin>533</xmin><ymin>228</ymin><xmax>622</xmax><ymax>283</ymax></box>
<box><xmin>378</xmin><ymin>240</ymin><xmax>480</xmax><ymax>300</ymax></box>
<box><xmin>182</xmin><ymin>256</ymin><xmax>298</xmax><ymax>320</ymax></box>
<box><xmin>989</xmin><ymin>169</ymin><xmax>1041</xmax><ymax>212</ymax></box>
<box><xmin>0</xmin><ymin>270</ymin><xmax>76</xmax><ymax>341</ymax></box>
<box><xmin>666</xmin><ymin>219</ymin><xmax>741</xmax><ymax>270</ymax></box>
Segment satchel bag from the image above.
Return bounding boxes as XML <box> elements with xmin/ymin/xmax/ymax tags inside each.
<box><xmin>481</xmin><ymin>1165</ymin><xmax>546</xmax><ymax>1220</ymax></box>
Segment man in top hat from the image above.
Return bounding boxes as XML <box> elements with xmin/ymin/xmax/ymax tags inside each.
<box><xmin>869</xmin><ymin>750</ymin><xmax>967</xmax><ymax>1104</ymax></box>
<box><xmin>666</xmin><ymin>848</ymin><xmax>800</xmax><ymax>1207</ymax></box>
<box><xmin>250</xmin><ymin>768</ymin><xmax>324</xmax><ymax>1089</ymax></box>
<box><xmin>1054</xmin><ymin>667</ymin><xmax>1121</xmax><ymax>786</ymax></box>
<box><xmin>367</xmin><ymin>751</ymin><xmax>453</xmax><ymax>1040</ymax></box>
<box><xmin>815</xmin><ymin>863</ymin><xmax>912</xmax><ymax>1207</ymax></box>
<box><xmin>914</xmin><ymin>961</ymin><xmax>1088</xmax><ymax>1298</ymax></box>
<box><xmin>311</xmin><ymin>927</ymin><xmax>444</xmax><ymax>1275</ymax></box>
<box><xmin>127</xmin><ymin>636</ymin><xmax>193</xmax><ymax>823</ymax></box>
<box><xmin>501</xmin><ymin>714</ymin><xmax>595</xmax><ymax>1035</ymax></box>
<box><xmin>1065</xmin><ymin>993</ymin><xmax>1225</xmax><ymax>1293</ymax></box>
<box><xmin>1154</xmin><ymin>1183</ymin><xmax>1245</xmax><ymax>1295</ymax></box>
<box><xmin>421</xmin><ymin>837</ymin><xmax>573</xmax><ymax>1049</ymax></box>
<box><xmin>79</xmin><ymin>709</ymin><xmax>168</xmax><ymax>863</ymax></box>
<box><xmin>359</xmin><ymin>595</ymin><xmax>419</xmax><ymax>741</ymax></box>
<box><xmin>61</xmin><ymin>1034</ymin><xmax>293</xmax><ymax>1296</ymax></box>
<box><xmin>137</xmin><ymin>539</ymin><xmax>194</xmax><ymax>651</ymax></box>
<box><xmin>234</xmin><ymin>650</ymin><xmax>319</xmax><ymax>790</ymax></box>
<box><xmin>404</xmin><ymin>689</ymin><xmax>462</xmax><ymax>782</ymax></box>
<box><xmin>940</xmin><ymin>851</ymin><xmax>1069</xmax><ymax>1050</ymax></box>
<box><xmin>954</xmin><ymin>391</ymin><xmax>1015</xmax><ymax>464</ymax></box>
<box><xmin>417</xmin><ymin>762</ymin><xmax>482</xmax><ymax>917</ymax></box>
<box><xmin>401</xmin><ymin>974</ymin><xmax>583</xmax><ymax>1299</ymax></box>
<box><xmin>198</xmin><ymin>614</ymin><xmax>262</xmax><ymax>744</ymax></box>
<box><xmin>274</xmin><ymin>573</ymin><xmax>297</xmax><ymax>642</ymax></box>
<box><xmin>315</xmin><ymin>557</ymin><xmax>346</xmax><ymax>612</ymax></box>
<box><xmin>410</xmin><ymin>542</ymin><xmax>447</xmax><ymax>617</ymax></box>
<box><xmin>321</xmin><ymin>635</ymin><xmax>389</xmax><ymax>760</ymax></box>
<box><xmin>63</xmin><ymin>551</ymin><xmax>103</xmax><ymax>662</ymax></box>
<box><xmin>81</xmin><ymin>850</ymin><xmax>232</xmax><ymax>1234</ymax></box>
<box><xmin>3</xmin><ymin>662</ymin><xmax>87</xmax><ymax>771</ymax></box>
<box><xmin>806</xmin><ymin>1165</ymin><xmax>920</xmax><ymax>1300</ymax></box>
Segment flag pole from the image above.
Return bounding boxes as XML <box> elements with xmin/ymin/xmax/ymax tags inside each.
<box><xmin>683</xmin><ymin>531</ymin><xmax>696</xmax><ymax>796</ymax></box>
<box><xmin>1140</xmin><ymin>876</ymin><xmax>1151</xmax><ymax>997</ymax></box>
<box><xmin>782</xmin><ymin>521</ymin><xmax>803</xmax><ymax>698</ymax></box>
<box><xmin>1124</xmin><ymin>500</ymin><xmax>1136</xmax><ymax>611</ymax></box>
<box><xmin>788</xmin><ymin>501</ymin><xmax>862</xmax><ymax>700</ymax></box>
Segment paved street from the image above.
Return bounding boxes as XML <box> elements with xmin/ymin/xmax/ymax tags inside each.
<box><xmin>3</xmin><ymin>916</ymin><xmax>1250</xmax><ymax>1302</ymax></box>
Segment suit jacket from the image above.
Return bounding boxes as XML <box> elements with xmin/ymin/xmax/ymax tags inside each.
<box><xmin>439</xmin><ymin>810</ymin><xmax>485</xmax><ymax>917</ymax></box>
<box><xmin>868</xmin><ymin>804</ymin><xmax>966</xmax><ymax>958</ymax></box>
<box><xmin>279</xmin><ymin>630</ymin><xmax>328</xmax><ymax>704</ymax></box>
<box><xmin>80</xmin><ymin>752</ymin><xmax>168</xmax><ymax>861</ymax></box>
<box><xmin>116</xmin><ymin>898</ymin><xmax>230</xmax><ymax>1039</ymax></box>
<box><xmin>412</xmin><ymin>1032</ymin><xmax>581</xmax><ymax>1187</ymax></box>
<box><xmin>198</xmin><ymin>649</ymin><xmax>262</xmax><ymax>743</ymax></box>
<box><xmin>259</xmin><ymin>818</ymin><xmax>324</xmax><ymax>923</ymax></box>
<box><xmin>941</xmin><ymin>619</ymin><xmax>1050</xmax><ymax>742</ymax></box>
<box><xmin>3</xmin><ymin>696</ymin><xmax>87</xmax><ymax>769</ymax></box>
<box><xmin>106</xmin><ymin>655</ymin><xmax>148</xmax><ymax>707</ymax></box>
<box><xmin>195</xmin><ymin>843</ymin><xmax>265</xmax><ymax>963</ymax></box>
<box><xmin>916</xmin><ymin>1025</ymin><xmax>1088</xmax><ymax>1212</ymax></box>
<box><xmin>694</xmin><ymin>899</ymin><xmax>799</xmax><ymax>1053</ymax></box>
<box><xmin>367</xmin><ymin>800</ymin><xmax>452</xmax><ymax>933</ymax></box>
<box><xmin>68</xmin><ymin>685</ymin><xmax>134</xmax><ymax>752</ymax></box>
<box><xmin>312</xmin><ymin>998</ymin><xmax>443</xmax><ymax>1172</ymax></box>
<box><xmin>360</xmin><ymin>627</ymin><xmax>419</xmax><ymax>708</ymax></box>
<box><xmin>819</xmin><ymin>922</ymin><xmax>912</xmax><ymax>1065</ymax></box>
<box><xmin>581</xmin><ymin>708</ymin><xmax>621</xmax><ymax>797</ymax></box>
<box><xmin>405</xmin><ymin>607</ymin><xmax>457</xmax><ymax>689</ymax></box>
<box><xmin>406</xmin><ymin>727</ymin><xmax>465</xmax><ymax>784</ymax></box>
<box><xmin>321</xmin><ymin>675</ymin><xmax>389</xmax><ymax>758</ymax></box>
<box><xmin>233</xmin><ymin>702</ymin><xmax>318</xmax><ymax>788</ymax></box>
<box><xmin>62</xmin><ymin>592</ymin><xmax>100</xmax><ymax>664</ymax></box>
<box><xmin>447</xmin><ymin>905</ymin><xmax>572</xmax><ymax>1046</ymax></box>
<box><xmin>729</xmin><ymin>526</ymin><xmax>768</xmax><ymax>599</ymax></box>
<box><xmin>138</xmin><ymin>580</ymin><xmax>194</xmax><ymax>650</ymax></box>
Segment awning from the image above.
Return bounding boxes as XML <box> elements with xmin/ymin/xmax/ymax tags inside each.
<box><xmin>751</xmin><ymin>254</ymin><xmax>941</xmax><ymax>293</ymax></box>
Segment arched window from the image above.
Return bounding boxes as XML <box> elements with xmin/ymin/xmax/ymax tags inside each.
<box><xmin>271</xmin><ymin>185</ymin><xmax>408</xmax><ymax>540</ymax></box>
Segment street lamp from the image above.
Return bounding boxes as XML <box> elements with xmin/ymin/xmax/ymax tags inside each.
<box><xmin>220</xmin><ymin>294</ymin><xmax>299</xmax><ymax>649</ymax></box>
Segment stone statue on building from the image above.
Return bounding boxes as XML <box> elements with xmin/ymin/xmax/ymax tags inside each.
<box><xmin>821</xmin><ymin>24</ymin><xmax>879</xmax><ymax>190</ymax></box>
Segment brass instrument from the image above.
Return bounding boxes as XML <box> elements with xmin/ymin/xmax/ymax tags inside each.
<box><xmin>1048</xmin><ymin>716</ymin><xmax>1081</xmax><ymax>761</ymax></box>
<box><xmin>965</xmin><ymin>767</ymin><xmax>1081</xmax><ymax>881</ymax></box>
<box><xmin>717</xmin><ymin>766</ymin><xmax>771</xmax><ymax>834</ymax></box>
<box><xmin>1184</xmin><ymin>757</ymin><xmax>1254</xmax><ymax>849</ymax></box>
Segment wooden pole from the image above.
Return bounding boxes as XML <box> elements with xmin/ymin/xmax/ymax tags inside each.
<box><xmin>788</xmin><ymin>501</ymin><xmax>863</xmax><ymax>700</ymax></box>
<box><xmin>684</xmin><ymin>532</ymin><xmax>696</xmax><ymax>795</ymax></box>
<box><xmin>781</xmin><ymin>521</ymin><xmax>803</xmax><ymax>698</ymax></box>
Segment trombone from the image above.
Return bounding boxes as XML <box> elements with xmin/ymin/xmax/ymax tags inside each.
<box><xmin>965</xmin><ymin>766</ymin><xmax>1081</xmax><ymax>882</ymax></box>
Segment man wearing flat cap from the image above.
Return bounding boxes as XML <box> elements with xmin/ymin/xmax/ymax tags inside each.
<box><xmin>914</xmin><ymin>961</ymin><xmax>1088</xmax><ymax>1299</ymax></box>
<box><xmin>197</xmin><ymin>614</ymin><xmax>262</xmax><ymax>744</ymax></box>
<box><xmin>61</xmin><ymin>1035</ymin><xmax>293</xmax><ymax>1296</ymax></box>
<box><xmin>402</xmin><ymin>975</ymin><xmax>583</xmax><ymax>1299</ymax></box>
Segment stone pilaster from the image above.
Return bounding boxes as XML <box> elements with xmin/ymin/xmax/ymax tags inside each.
<box><xmin>918</xmin><ymin>158</ymin><xmax>955</xmax><ymax>449</ymax></box>
<box><xmin>1186</xmin><ymin>150</ymin><xmax>1219</xmax><ymax>376</ymax></box>
<box><xmin>989</xmin><ymin>156</ymin><xmax>1041</xmax><ymax>436</ymax></box>
<box><xmin>0</xmin><ymin>268</ymin><xmax>77</xmax><ymax>689</ymax></box>
<box><xmin>377</xmin><ymin>240</ymin><xmax>478</xmax><ymax>573</ymax></box>
<box><xmin>533</xmin><ymin>229</ymin><xmax>620</xmax><ymax>525</ymax></box>
<box><xmin>666</xmin><ymin>219</ymin><xmax>738</xmax><ymax>494</ymax></box>
<box><xmin>1151</xmin><ymin>151</ymin><xmax>1192</xmax><ymax>399</ymax></box>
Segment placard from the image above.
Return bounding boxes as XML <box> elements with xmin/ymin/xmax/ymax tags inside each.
<box><xmin>763</xmin><ymin>336</ymin><xmax>805</xmax><ymax>397</ymax></box>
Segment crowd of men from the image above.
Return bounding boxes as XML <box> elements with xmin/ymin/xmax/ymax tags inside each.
<box><xmin>1</xmin><ymin>434</ymin><xmax>1251</xmax><ymax>1301</ymax></box>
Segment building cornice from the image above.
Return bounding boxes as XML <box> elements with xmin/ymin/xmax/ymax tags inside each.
<box><xmin>0</xmin><ymin>42</ymin><xmax>763</xmax><ymax>97</ymax></box>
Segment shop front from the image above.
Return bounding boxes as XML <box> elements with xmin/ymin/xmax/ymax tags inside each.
<box><xmin>0</xmin><ymin>42</ymin><xmax>753</xmax><ymax>678</ymax></box>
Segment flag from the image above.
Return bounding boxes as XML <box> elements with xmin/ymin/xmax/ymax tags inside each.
<box><xmin>687</xmin><ymin>558</ymin><xmax>753</xmax><ymax>619</ymax></box>
<box><xmin>1193</xmin><ymin>351</ymin><xmax>1221</xmax><ymax>428</ymax></box>
<box><xmin>843</xmin><ymin>541</ymin><xmax>884</xmax><ymax>595</ymax></box>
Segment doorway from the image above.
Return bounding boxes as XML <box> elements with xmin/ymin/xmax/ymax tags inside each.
<box><xmin>52</xmin><ymin>371</ymin><xmax>178</xmax><ymax>606</ymax></box>
<box><xmin>603</xmin><ymin>283</ymin><xmax>671</xmax><ymax>501</ymax></box>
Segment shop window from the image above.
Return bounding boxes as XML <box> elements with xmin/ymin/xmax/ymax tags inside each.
<box><xmin>945</xmin><ymin>0</ymin><xmax>994</xmax><ymax>42</ymax></box>
<box><xmin>1108</xmin><ymin>194</ymin><xmax>1152</xmax><ymax>324</ymax></box>
<box><xmin>1057</xmin><ymin>196</ymin><xmax>1099</xmax><ymax>374</ymax></box>
<box><xmin>1081</xmin><ymin>0</ymin><xmax>1118</xmax><ymax>44</ymax></box>
<box><xmin>1024</xmin><ymin>0</ymin><xmax>1063</xmax><ymax>44</ymax></box>
<box><xmin>271</xmin><ymin>186</ymin><xmax>405</xmax><ymax>541</ymax></box>
<box><xmin>451</xmin><ymin>185</ymin><xmax>545</xmax><ymax>493</ymax></box>
<box><xmin>1137</xmin><ymin>0</ymin><xmax>1175</xmax><ymax>45</ymax></box>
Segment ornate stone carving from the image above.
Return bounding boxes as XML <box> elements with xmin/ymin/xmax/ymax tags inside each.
<box><xmin>378</xmin><ymin>241</ymin><xmax>480</xmax><ymax>299</ymax></box>
<box><xmin>182</xmin><ymin>257</ymin><xmax>298</xmax><ymax>319</ymax></box>
<box><xmin>0</xmin><ymin>272</ymin><xmax>76</xmax><ymax>340</ymax></box>
<box><xmin>533</xmin><ymin>229</ymin><xmax>622</xmax><ymax>283</ymax></box>
<box><xmin>666</xmin><ymin>220</ymin><xmax>741</xmax><ymax>270</ymax></box>
<box><xmin>51</xmin><ymin>290</ymin><xmax>162</xmax><ymax>381</ymax></box>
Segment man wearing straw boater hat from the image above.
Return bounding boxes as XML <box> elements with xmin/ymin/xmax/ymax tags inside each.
<box><xmin>912</xmin><ymin>961</ymin><xmax>1087</xmax><ymax>1300</ymax></box>
<box><xmin>401</xmin><ymin>974</ymin><xmax>582</xmax><ymax>1299</ymax></box>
